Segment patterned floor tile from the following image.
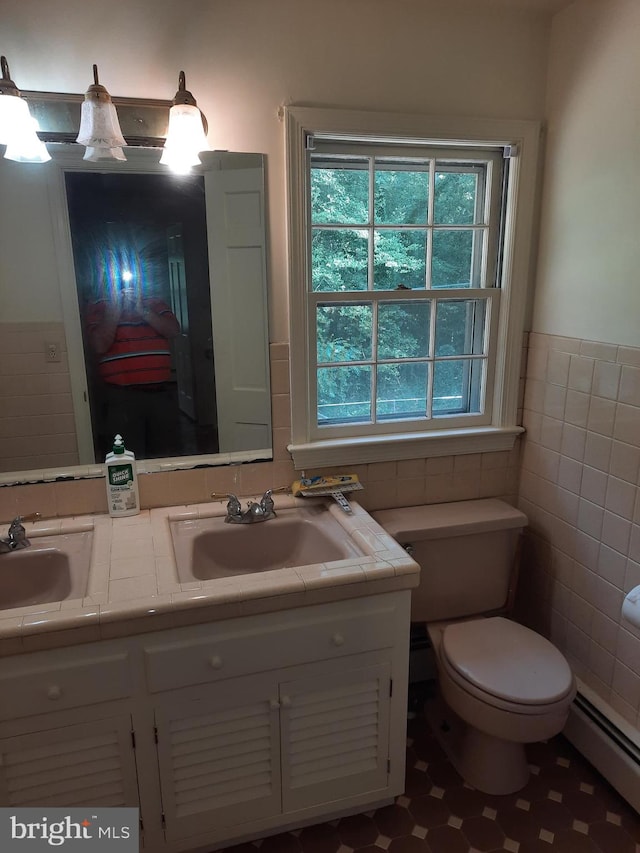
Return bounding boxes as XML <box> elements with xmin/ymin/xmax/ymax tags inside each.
<box><xmin>335</xmin><ymin>814</ymin><xmax>379</xmax><ymax>848</ymax></box>
<box><xmin>374</xmin><ymin>804</ymin><xmax>415</xmax><ymax>839</ymax></box>
<box><xmin>407</xmin><ymin>792</ymin><xmax>450</xmax><ymax>828</ymax></box>
<box><xmin>442</xmin><ymin>785</ymin><xmax>488</xmax><ymax>818</ymax></box>
<box><xmin>298</xmin><ymin>823</ymin><xmax>343</xmax><ymax>853</ymax></box>
<box><xmin>460</xmin><ymin>814</ymin><xmax>505</xmax><ymax>850</ymax></box>
<box><xmin>562</xmin><ymin>790</ymin><xmax>607</xmax><ymax>823</ymax></box>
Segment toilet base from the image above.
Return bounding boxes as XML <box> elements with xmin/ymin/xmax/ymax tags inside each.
<box><xmin>425</xmin><ymin>692</ymin><xmax>530</xmax><ymax>795</ymax></box>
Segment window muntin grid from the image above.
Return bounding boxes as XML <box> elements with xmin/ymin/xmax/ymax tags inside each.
<box><xmin>308</xmin><ymin>145</ymin><xmax>503</xmax><ymax>433</ymax></box>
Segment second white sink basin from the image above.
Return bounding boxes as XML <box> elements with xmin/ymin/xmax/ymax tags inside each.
<box><xmin>170</xmin><ymin>503</ymin><xmax>364</xmax><ymax>582</ymax></box>
<box><xmin>0</xmin><ymin>531</ymin><xmax>93</xmax><ymax>611</ymax></box>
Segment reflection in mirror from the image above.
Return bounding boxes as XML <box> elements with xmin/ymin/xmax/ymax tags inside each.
<box><xmin>66</xmin><ymin>171</ymin><xmax>217</xmax><ymax>461</ymax></box>
<box><xmin>0</xmin><ymin>147</ymin><xmax>272</xmax><ymax>481</ymax></box>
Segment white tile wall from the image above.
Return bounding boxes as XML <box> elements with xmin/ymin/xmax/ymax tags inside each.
<box><xmin>518</xmin><ymin>333</ymin><xmax>640</xmax><ymax>731</ymax></box>
<box><xmin>0</xmin><ymin>322</ymin><xmax>78</xmax><ymax>472</ymax></box>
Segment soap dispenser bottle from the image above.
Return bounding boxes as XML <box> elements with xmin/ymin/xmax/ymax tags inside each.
<box><xmin>105</xmin><ymin>434</ymin><xmax>140</xmax><ymax>517</ymax></box>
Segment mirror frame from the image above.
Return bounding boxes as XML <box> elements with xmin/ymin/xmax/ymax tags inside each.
<box><xmin>0</xmin><ymin>143</ymin><xmax>272</xmax><ymax>486</ymax></box>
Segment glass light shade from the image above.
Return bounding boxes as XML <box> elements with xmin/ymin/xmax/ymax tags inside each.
<box><xmin>3</xmin><ymin>113</ymin><xmax>51</xmax><ymax>163</ymax></box>
<box><xmin>0</xmin><ymin>93</ymin><xmax>33</xmax><ymax>145</ymax></box>
<box><xmin>159</xmin><ymin>145</ymin><xmax>202</xmax><ymax>174</ymax></box>
<box><xmin>83</xmin><ymin>145</ymin><xmax>126</xmax><ymax>162</ymax></box>
<box><xmin>161</xmin><ymin>103</ymin><xmax>209</xmax><ymax>173</ymax></box>
<box><xmin>76</xmin><ymin>98</ymin><xmax>126</xmax><ymax>161</ymax></box>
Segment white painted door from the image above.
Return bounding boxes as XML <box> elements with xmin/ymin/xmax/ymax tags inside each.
<box><xmin>279</xmin><ymin>659</ymin><xmax>392</xmax><ymax>813</ymax></box>
<box><xmin>206</xmin><ymin>164</ymin><xmax>271</xmax><ymax>453</ymax></box>
<box><xmin>154</xmin><ymin>673</ymin><xmax>281</xmax><ymax>842</ymax></box>
<box><xmin>0</xmin><ymin>715</ymin><xmax>140</xmax><ymax>808</ymax></box>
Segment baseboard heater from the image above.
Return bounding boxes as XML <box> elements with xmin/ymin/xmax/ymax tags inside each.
<box><xmin>564</xmin><ymin>682</ymin><xmax>640</xmax><ymax>814</ymax></box>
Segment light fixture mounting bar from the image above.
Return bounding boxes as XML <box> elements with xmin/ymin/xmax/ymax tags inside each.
<box><xmin>20</xmin><ymin>90</ymin><xmax>172</xmax><ymax>145</ymax></box>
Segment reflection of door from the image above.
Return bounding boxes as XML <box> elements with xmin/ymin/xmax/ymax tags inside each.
<box><xmin>207</xmin><ymin>166</ymin><xmax>271</xmax><ymax>452</ymax></box>
<box><xmin>167</xmin><ymin>225</ymin><xmax>196</xmax><ymax>421</ymax></box>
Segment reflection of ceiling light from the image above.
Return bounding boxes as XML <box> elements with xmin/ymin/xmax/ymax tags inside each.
<box><xmin>160</xmin><ymin>71</ymin><xmax>209</xmax><ymax>174</ymax></box>
<box><xmin>76</xmin><ymin>65</ymin><xmax>126</xmax><ymax>162</ymax></box>
<box><xmin>0</xmin><ymin>55</ymin><xmax>51</xmax><ymax>163</ymax></box>
<box><xmin>122</xmin><ymin>270</ymin><xmax>133</xmax><ymax>282</ymax></box>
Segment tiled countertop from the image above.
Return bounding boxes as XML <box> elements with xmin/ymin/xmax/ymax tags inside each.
<box><xmin>0</xmin><ymin>496</ymin><xmax>419</xmax><ymax>655</ymax></box>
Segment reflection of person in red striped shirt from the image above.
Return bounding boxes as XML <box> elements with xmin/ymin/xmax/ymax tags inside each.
<box><xmin>87</xmin><ymin>287</ymin><xmax>180</xmax><ymax>383</ymax></box>
<box><xmin>87</xmin><ymin>287</ymin><xmax>181</xmax><ymax>458</ymax></box>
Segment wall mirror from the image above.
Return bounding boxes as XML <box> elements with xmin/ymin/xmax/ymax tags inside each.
<box><xmin>0</xmin><ymin>145</ymin><xmax>272</xmax><ymax>483</ymax></box>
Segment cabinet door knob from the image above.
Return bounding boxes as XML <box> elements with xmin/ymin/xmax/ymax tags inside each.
<box><xmin>47</xmin><ymin>685</ymin><xmax>62</xmax><ymax>701</ymax></box>
<box><xmin>280</xmin><ymin>695</ymin><xmax>292</xmax><ymax>708</ymax></box>
<box><xmin>209</xmin><ymin>655</ymin><xmax>223</xmax><ymax>669</ymax></box>
<box><xmin>332</xmin><ymin>632</ymin><xmax>345</xmax><ymax>647</ymax></box>
<box><xmin>269</xmin><ymin>698</ymin><xmax>281</xmax><ymax>710</ymax></box>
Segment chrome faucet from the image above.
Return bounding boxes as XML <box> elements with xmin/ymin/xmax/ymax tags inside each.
<box><xmin>224</xmin><ymin>490</ymin><xmax>277</xmax><ymax>524</ymax></box>
<box><xmin>0</xmin><ymin>513</ymin><xmax>40</xmax><ymax>554</ymax></box>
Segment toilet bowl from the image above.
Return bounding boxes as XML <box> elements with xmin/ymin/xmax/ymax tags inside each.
<box><xmin>373</xmin><ymin>499</ymin><xmax>576</xmax><ymax>795</ymax></box>
<box><xmin>427</xmin><ymin>616</ymin><xmax>575</xmax><ymax>794</ymax></box>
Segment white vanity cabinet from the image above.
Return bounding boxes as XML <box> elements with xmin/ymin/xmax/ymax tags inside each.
<box><xmin>145</xmin><ymin>591</ymin><xmax>409</xmax><ymax>850</ymax></box>
<box><xmin>278</xmin><ymin>657</ymin><xmax>392</xmax><ymax>813</ymax></box>
<box><xmin>0</xmin><ymin>590</ymin><xmax>411</xmax><ymax>853</ymax></box>
<box><xmin>0</xmin><ymin>644</ymin><xmax>139</xmax><ymax>811</ymax></box>
<box><xmin>152</xmin><ymin>654</ymin><xmax>394</xmax><ymax>846</ymax></box>
<box><xmin>153</xmin><ymin>672</ymin><xmax>283</xmax><ymax>842</ymax></box>
<box><xmin>0</xmin><ymin>716</ymin><xmax>140</xmax><ymax>810</ymax></box>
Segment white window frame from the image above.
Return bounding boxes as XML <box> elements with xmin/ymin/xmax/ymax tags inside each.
<box><xmin>284</xmin><ymin>106</ymin><xmax>540</xmax><ymax>469</ymax></box>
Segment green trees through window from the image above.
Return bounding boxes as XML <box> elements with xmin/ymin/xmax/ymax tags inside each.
<box><xmin>311</xmin><ymin>153</ymin><xmax>496</xmax><ymax>425</ymax></box>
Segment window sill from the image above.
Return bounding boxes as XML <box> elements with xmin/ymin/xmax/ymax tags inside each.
<box><xmin>288</xmin><ymin>426</ymin><xmax>524</xmax><ymax>469</ymax></box>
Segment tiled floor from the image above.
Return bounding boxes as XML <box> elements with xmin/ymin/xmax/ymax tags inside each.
<box><xmin>220</xmin><ymin>704</ymin><xmax>640</xmax><ymax>853</ymax></box>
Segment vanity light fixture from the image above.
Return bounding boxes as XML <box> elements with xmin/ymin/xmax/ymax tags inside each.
<box><xmin>0</xmin><ymin>55</ymin><xmax>51</xmax><ymax>163</ymax></box>
<box><xmin>76</xmin><ymin>64</ymin><xmax>126</xmax><ymax>162</ymax></box>
<box><xmin>160</xmin><ymin>70</ymin><xmax>209</xmax><ymax>174</ymax></box>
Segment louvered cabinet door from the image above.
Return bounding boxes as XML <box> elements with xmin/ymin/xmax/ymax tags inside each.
<box><xmin>0</xmin><ymin>715</ymin><xmax>139</xmax><ymax>808</ymax></box>
<box><xmin>154</xmin><ymin>674</ymin><xmax>281</xmax><ymax>843</ymax></box>
<box><xmin>280</xmin><ymin>660</ymin><xmax>392</xmax><ymax>814</ymax></box>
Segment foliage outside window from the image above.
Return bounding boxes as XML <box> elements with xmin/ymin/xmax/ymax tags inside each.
<box><xmin>285</xmin><ymin>108</ymin><xmax>540</xmax><ymax>468</ymax></box>
<box><xmin>310</xmin><ymin>147</ymin><xmax>501</xmax><ymax>431</ymax></box>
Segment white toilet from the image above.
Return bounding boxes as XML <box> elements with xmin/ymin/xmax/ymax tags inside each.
<box><xmin>374</xmin><ymin>498</ymin><xmax>575</xmax><ymax>795</ymax></box>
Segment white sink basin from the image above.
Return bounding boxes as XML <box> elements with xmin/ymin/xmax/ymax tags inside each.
<box><xmin>170</xmin><ymin>503</ymin><xmax>364</xmax><ymax>582</ymax></box>
<box><xmin>0</xmin><ymin>531</ymin><xmax>93</xmax><ymax>610</ymax></box>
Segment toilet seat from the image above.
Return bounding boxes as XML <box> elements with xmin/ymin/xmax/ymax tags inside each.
<box><xmin>440</xmin><ymin>617</ymin><xmax>575</xmax><ymax>711</ymax></box>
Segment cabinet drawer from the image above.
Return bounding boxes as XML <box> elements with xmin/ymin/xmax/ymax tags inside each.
<box><xmin>0</xmin><ymin>651</ymin><xmax>131</xmax><ymax>721</ymax></box>
<box><xmin>144</xmin><ymin>595</ymin><xmax>401</xmax><ymax>693</ymax></box>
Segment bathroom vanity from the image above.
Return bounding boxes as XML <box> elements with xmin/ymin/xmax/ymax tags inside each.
<box><xmin>0</xmin><ymin>497</ymin><xmax>418</xmax><ymax>852</ymax></box>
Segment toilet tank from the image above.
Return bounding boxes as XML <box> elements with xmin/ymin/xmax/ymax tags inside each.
<box><xmin>373</xmin><ymin>499</ymin><xmax>527</xmax><ymax>622</ymax></box>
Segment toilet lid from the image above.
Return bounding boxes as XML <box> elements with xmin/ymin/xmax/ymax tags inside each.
<box><xmin>441</xmin><ymin>617</ymin><xmax>574</xmax><ymax>705</ymax></box>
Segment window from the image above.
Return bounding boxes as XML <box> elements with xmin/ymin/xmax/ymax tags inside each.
<box><xmin>285</xmin><ymin>108</ymin><xmax>540</xmax><ymax>468</ymax></box>
<box><xmin>311</xmin><ymin>145</ymin><xmax>502</xmax><ymax>432</ymax></box>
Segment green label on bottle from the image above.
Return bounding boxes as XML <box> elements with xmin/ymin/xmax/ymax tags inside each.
<box><xmin>108</xmin><ymin>463</ymin><xmax>134</xmax><ymax>487</ymax></box>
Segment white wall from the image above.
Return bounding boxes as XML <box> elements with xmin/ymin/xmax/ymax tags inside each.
<box><xmin>0</xmin><ymin>162</ymin><xmax>64</xmax><ymax>321</ymax></box>
<box><xmin>1</xmin><ymin>0</ymin><xmax>552</xmax><ymax>339</ymax></box>
<box><xmin>532</xmin><ymin>0</ymin><xmax>640</xmax><ymax>347</ymax></box>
